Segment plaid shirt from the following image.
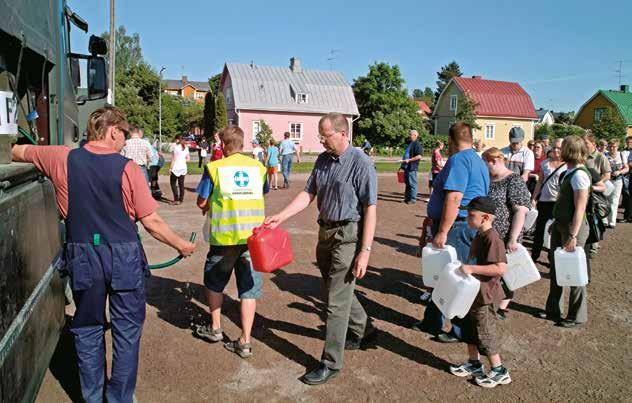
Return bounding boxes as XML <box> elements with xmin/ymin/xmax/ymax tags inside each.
<box><xmin>121</xmin><ymin>137</ymin><xmax>152</xmax><ymax>167</ymax></box>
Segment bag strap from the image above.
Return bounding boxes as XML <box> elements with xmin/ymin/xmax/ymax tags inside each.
<box><xmin>540</xmin><ymin>162</ymin><xmax>566</xmax><ymax>189</ymax></box>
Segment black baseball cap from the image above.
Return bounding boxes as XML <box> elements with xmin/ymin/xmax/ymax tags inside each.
<box><xmin>460</xmin><ymin>196</ymin><xmax>496</xmax><ymax>215</ymax></box>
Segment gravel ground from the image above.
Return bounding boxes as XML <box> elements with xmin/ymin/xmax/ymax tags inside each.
<box><xmin>37</xmin><ymin>174</ymin><xmax>632</xmax><ymax>402</ymax></box>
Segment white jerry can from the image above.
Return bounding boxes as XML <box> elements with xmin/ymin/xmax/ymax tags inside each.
<box><xmin>503</xmin><ymin>244</ymin><xmax>541</xmax><ymax>291</ymax></box>
<box><xmin>523</xmin><ymin>208</ymin><xmax>539</xmax><ymax>231</ymax></box>
<box><xmin>421</xmin><ymin>245</ymin><xmax>457</xmax><ymax>288</ymax></box>
<box><xmin>432</xmin><ymin>261</ymin><xmax>480</xmax><ymax>319</ymax></box>
<box><xmin>554</xmin><ymin>247</ymin><xmax>589</xmax><ymax>287</ymax></box>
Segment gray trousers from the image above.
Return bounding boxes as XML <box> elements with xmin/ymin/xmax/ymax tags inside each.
<box><xmin>546</xmin><ymin>219</ymin><xmax>590</xmax><ymax>323</ymax></box>
<box><xmin>316</xmin><ymin>221</ymin><xmax>368</xmax><ymax>370</ymax></box>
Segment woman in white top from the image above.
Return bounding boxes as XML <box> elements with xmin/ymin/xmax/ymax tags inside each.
<box><xmin>541</xmin><ymin>135</ymin><xmax>590</xmax><ymax>328</ymax></box>
<box><xmin>170</xmin><ymin>134</ymin><xmax>190</xmax><ymax>205</ymax></box>
<box><xmin>605</xmin><ymin>139</ymin><xmax>629</xmax><ymax>228</ymax></box>
<box><xmin>530</xmin><ymin>138</ymin><xmax>566</xmax><ymax>261</ymax></box>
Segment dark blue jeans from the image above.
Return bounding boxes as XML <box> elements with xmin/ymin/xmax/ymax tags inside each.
<box><xmin>404</xmin><ymin>168</ymin><xmax>418</xmax><ymax>203</ymax></box>
<box><xmin>421</xmin><ymin>219</ymin><xmax>477</xmax><ymax>338</ymax></box>
<box><xmin>281</xmin><ymin>154</ymin><xmax>293</xmax><ymax>186</ymax></box>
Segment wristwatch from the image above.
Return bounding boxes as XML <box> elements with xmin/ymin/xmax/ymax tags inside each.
<box><xmin>361</xmin><ymin>246</ymin><xmax>372</xmax><ymax>252</ymax></box>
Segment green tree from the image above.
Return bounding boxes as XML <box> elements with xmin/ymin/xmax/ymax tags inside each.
<box><xmin>255</xmin><ymin>120</ymin><xmax>274</xmax><ymax>146</ymax></box>
<box><xmin>208</xmin><ymin>73</ymin><xmax>222</xmax><ymax>96</ymax></box>
<box><xmin>214</xmin><ymin>92</ymin><xmax>228</xmax><ymax>131</ymax></box>
<box><xmin>353</xmin><ymin>62</ymin><xmax>426</xmax><ymax>147</ymax></box>
<box><xmin>421</xmin><ymin>87</ymin><xmax>435</xmax><ymax>108</ymax></box>
<box><xmin>412</xmin><ymin>88</ymin><xmax>424</xmax><ymax>99</ymax></box>
<box><xmin>182</xmin><ymin>99</ymin><xmax>204</xmax><ymax>132</ymax></box>
<box><xmin>203</xmin><ymin>92</ymin><xmax>215</xmax><ymax>139</ymax></box>
<box><xmin>555</xmin><ymin>111</ymin><xmax>574</xmax><ymax>125</ymax></box>
<box><xmin>455</xmin><ymin>95</ymin><xmax>481</xmax><ymax>130</ymax></box>
<box><xmin>535</xmin><ymin>123</ymin><xmax>554</xmax><ymax>140</ymax></box>
<box><xmin>435</xmin><ymin>61</ymin><xmax>462</xmax><ymax>100</ymax></box>
<box><xmin>593</xmin><ymin>109</ymin><xmax>626</xmax><ymax>141</ymax></box>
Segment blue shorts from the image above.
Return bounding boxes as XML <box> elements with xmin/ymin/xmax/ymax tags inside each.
<box><xmin>203</xmin><ymin>245</ymin><xmax>262</xmax><ymax>299</ymax></box>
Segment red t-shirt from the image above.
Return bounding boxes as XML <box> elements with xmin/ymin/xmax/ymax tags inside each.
<box><xmin>23</xmin><ymin>143</ymin><xmax>158</xmax><ymax>220</ymax></box>
<box><xmin>211</xmin><ymin>142</ymin><xmax>224</xmax><ymax>161</ymax></box>
<box><xmin>533</xmin><ymin>157</ymin><xmax>545</xmax><ymax>175</ymax></box>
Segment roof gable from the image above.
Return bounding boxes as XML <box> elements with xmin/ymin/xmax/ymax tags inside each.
<box><xmin>452</xmin><ymin>76</ymin><xmax>538</xmax><ymax>119</ymax></box>
<box><xmin>417</xmin><ymin>100</ymin><xmax>431</xmax><ymax>114</ymax></box>
<box><xmin>163</xmin><ymin>79</ymin><xmax>210</xmax><ymax>91</ymax></box>
<box><xmin>222</xmin><ymin>63</ymin><xmax>359</xmax><ymax>115</ymax></box>
<box><xmin>600</xmin><ymin>90</ymin><xmax>632</xmax><ymax>125</ymax></box>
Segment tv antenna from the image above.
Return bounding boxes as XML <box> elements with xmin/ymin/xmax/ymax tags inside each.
<box><xmin>615</xmin><ymin>59</ymin><xmax>632</xmax><ymax>86</ymax></box>
<box><xmin>327</xmin><ymin>49</ymin><xmax>341</xmax><ymax>70</ymax></box>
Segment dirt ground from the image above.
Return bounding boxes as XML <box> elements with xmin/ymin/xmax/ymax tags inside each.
<box><xmin>37</xmin><ymin>173</ymin><xmax>632</xmax><ymax>402</ymax></box>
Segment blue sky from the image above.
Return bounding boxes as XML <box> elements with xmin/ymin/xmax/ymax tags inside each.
<box><xmin>69</xmin><ymin>0</ymin><xmax>632</xmax><ymax>112</ymax></box>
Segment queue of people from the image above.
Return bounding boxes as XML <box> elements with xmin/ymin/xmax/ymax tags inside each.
<box><xmin>13</xmin><ymin>105</ymin><xmax>632</xmax><ymax>401</ymax></box>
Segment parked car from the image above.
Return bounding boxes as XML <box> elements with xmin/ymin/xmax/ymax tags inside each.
<box><xmin>183</xmin><ymin>133</ymin><xmax>198</xmax><ymax>151</ymax></box>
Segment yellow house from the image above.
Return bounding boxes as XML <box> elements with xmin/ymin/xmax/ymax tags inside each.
<box><xmin>433</xmin><ymin>76</ymin><xmax>538</xmax><ymax>148</ymax></box>
<box><xmin>574</xmin><ymin>85</ymin><xmax>632</xmax><ymax>137</ymax></box>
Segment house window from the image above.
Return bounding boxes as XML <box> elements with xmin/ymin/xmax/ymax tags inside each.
<box><xmin>194</xmin><ymin>91</ymin><xmax>205</xmax><ymax>100</ymax></box>
<box><xmin>450</xmin><ymin>95</ymin><xmax>458</xmax><ymax>112</ymax></box>
<box><xmin>253</xmin><ymin>121</ymin><xmax>262</xmax><ymax>137</ymax></box>
<box><xmin>485</xmin><ymin>124</ymin><xmax>495</xmax><ymax>140</ymax></box>
<box><xmin>289</xmin><ymin>122</ymin><xmax>303</xmax><ymax>140</ymax></box>
<box><xmin>296</xmin><ymin>93</ymin><xmax>308</xmax><ymax>104</ymax></box>
<box><xmin>594</xmin><ymin>108</ymin><xmax>606</xmax><ymax>122</ymax></box>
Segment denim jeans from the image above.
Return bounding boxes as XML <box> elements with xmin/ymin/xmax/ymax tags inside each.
<box><xmin>281</xmin><ymin>154</ymin><xmax>293</xmax><ymax>186</ymax></box>
<box><xmin>404</xmin><ymin>168</ymin><xmax>418</xmax><ymax>203</ymax></box>
<box><xmin>623</xmin><ymin>175</ymin><xmax>631</xmax><ymax>220</ymax></box>
<box><xmin>421</xmin><ymin>219</ymin><xmax>477</xmax><ymax>338</ymax></box>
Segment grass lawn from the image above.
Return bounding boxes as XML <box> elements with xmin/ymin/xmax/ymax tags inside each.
<box><xmin>159</xmin><ymin>161</ymin><xmax>431</xmax><ymax>175</ymax></box>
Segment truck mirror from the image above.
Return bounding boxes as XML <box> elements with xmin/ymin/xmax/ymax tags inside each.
<box><xmin>87</xmin><ymin>56</ymin><xmax>108</xmax><ymax>101</ymax></box>
<box><xmin>89</xmin><ymin>35</ymin><xmax>108</xmax><ymax>56</ymax></box>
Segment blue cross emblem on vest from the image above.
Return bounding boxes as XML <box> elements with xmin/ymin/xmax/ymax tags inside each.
<box><xmin>234</xmin><ymin>171</ymin><xmax>250</xmax><ymax>187</ymax></box>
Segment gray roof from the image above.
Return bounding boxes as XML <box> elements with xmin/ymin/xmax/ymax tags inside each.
<box><xmin>536</xmin><ymin>108</ymin><xmax>550</xmax><ymax>119</ymax></box>
<box><xmin>163</xmin><ymin>79</ymin><xmax>210</xmax><ymax>91</ymax></box>
<box><xmin>224</xmin><ymin>63</ymin><xmax>359</xmax><ymax>115</ymax></box>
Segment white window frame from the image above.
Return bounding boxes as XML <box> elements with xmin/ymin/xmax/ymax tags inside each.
<box><xmin>512</xmin><ymin>123</ymin><xmax>522</xmax><ymax>129</ymax></box>
<box><xmin>296</xmin><ymin>93</ymin><xmax>308</xmax><ymax>104</ymax></box>
<box><xmin>485</xmin><ymin>123</ymin><xmax>496</xmax><ymax>140</ymax></box>
<box><xmin>594</xmin><ymin>108</ymin><xmax>606</xmax><ymax>122</ymax></box>
<box><xmin>252</xmin><ymin>121</ymin><xmax>262</xmax><ymax>137</ymax></box>
<box><xmin>449</xmin><ymin>95</ymin><xmax>458</xmax><ymax>112</ymax></box>
<box><xmin>288</xmin><ymin>122</ymin><xmax>303</xmax><ymax>141</ymax></box>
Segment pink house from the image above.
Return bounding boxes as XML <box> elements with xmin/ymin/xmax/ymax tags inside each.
<box><xmin>219</xmin><ymin>58</ymin><xmax>359</xmax><ymax>152</ymax></box>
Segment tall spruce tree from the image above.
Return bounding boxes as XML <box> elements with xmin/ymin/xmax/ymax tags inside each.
<box><xmin>593</xmin><ymin>109</ymin><xmax>626</xmax><ymax>141</ymax></box>
<box><xmin>214</xmin><ymin>92</ymin><xmax>228</xmax><ymax>131</ymax></box>
<box><xmin>203</xmin><ymin>92</ymin><xmax>215</xmax><ymax>139</ymax></box>
<box><xmin>435</xmin><ymin>61</ymin><xmax>463</xmax><ymax>100</ymax></box>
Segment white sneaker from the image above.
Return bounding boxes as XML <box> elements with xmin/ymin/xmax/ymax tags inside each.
<box><xmin>449</xmin><ymin>361</ymin><xmax>485</xmax><ymax>378</ymax></box>
<box><xmin>475</xmin><ymin>367</ymin><xmax>512</xmax><ymax>388</ymax></box>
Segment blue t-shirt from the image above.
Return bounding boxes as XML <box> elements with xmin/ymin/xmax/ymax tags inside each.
<box><xmin>196</xmin><ymin>166</ymin><xmax>269</xmax><ymax>199</ymax></box>
<box><xmin>427</xmin><ymin>148</ymin><xmax>490</xmax><ymax>221</ymax></box>
<box><xmin>279</xmin><ymin>139</ymin><xmax>296</xmax><ymax>156</ymax></box>
<box><xmin>267</xmin><ymin>146</ymin><xmax>280</xmax><ymax>166</ymax></box>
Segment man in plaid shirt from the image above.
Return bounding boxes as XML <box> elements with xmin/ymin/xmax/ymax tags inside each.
<box><xmin>121</xmin><ymin>126</ymin><xmax>153</xmax><ymax>183</ymax></box>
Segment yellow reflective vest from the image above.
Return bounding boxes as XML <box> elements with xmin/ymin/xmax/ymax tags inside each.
<box><xmin>206</xmin><ymin>153</ymin><xmax>267</xmax><ymax>246</ymax></box>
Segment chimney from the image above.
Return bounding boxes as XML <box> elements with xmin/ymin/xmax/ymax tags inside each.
<box><xmin>290</xmin><ymin>57</ymin><xmax>302</xmax><ymax>73</ymax></box>
<box><xmin>472</xmin><ymin>75</ymin><xmax>482</xmax><ymax>79</ymax></box>
<box><xmin>182</xmin><ymin>75</ymin><xmax>188</xmax><ymax>86</ymax></box>
<box><xmin>621</xmin><ymin>84</ymin><xmax>630</xmax><ymax>93</ymax></box>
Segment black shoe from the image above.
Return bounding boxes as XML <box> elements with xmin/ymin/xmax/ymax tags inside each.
<box><xmin>345</xmin><ymin>326</ymin><xmax>378</xmax><ymax>350</ymax></box>
<box><xmin>496</xmin><ymin>309</ymin><xmax>508</xmax><ymax>321</ymax></box>
<box><xmin>536</xmin><ymin>312</ymin><xmax>561</xmax><ymax>322</ymax></box>
<box><xmin>556</xmin><ymin>319</ymin><xmax>583</xmax><ymax>328</ymax></box>
<box><xmin>436</xmin><ymin>332</ymin><xmax>459</xmax><ymax>343</ymax></box>
<box><xmin>302</xmin><ymin>363</ymin><xmax>340</xmax><ymax>385</ymax></box>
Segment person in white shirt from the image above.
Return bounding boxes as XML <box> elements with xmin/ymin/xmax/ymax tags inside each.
<box><xmin>251</xmin><ymin>139</ymin><xmax>265</xmax><ymax>163</ymax></box>
<box><xmin>501</xmin><ymin>127</ymin><xmax>534</xmax><ymax>182</ymax></box>
<box><xmin>170</xmin><ymin>134</ymin><xmax>190</xmax><ymax>205</ymax></box>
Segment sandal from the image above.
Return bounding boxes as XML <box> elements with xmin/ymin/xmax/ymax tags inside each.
<box><xmin>224</xmin><ymin>339</ymin><xmax>253</xmax><ymax>358</ymax></box>
<box><xmin>195</xmin><ymin>325</ymin><xmax>223</xmax><ymax>343</ymax></box>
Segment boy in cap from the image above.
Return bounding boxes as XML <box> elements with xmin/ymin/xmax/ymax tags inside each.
<box><xmin>501</xmin><ymin>126</ymin><xmax>534</xmax><ymax>182</ymax></box>
<box><xmin>448</xmin><ymin>196</ymin><xmax>511</xmax><ymax>388</ymax></box>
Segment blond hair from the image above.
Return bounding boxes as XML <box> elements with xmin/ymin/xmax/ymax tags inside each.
<box><xmin>87</xmin><ymin>107</ymin><xmax>128</xmax><ymax>141</ymax></box>
<box><xmin>561</xmin><ymin>135</ymin><xmax>587</xmax><ymax>164</ymax></box>
<box><xmin>482</xmin><ymin>147</ymin><xmax>504</xmax><ymax>162</ymax></box>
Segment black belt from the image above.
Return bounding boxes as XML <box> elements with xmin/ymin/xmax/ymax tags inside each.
<box><xmin>318</xmin><ymin>219</ymin><xmax>353</xmax><ymax>229</ymax></box>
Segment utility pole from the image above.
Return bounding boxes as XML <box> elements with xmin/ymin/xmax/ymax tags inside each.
<box><xmin>159</xmin><ymin>67</ymin><xmax>166</xmax><ymax>148</ymax></box>
<box><xmin>108</xmin><ymin>0</ymin><xmax>116</xmax><ymax>105</ymax></box>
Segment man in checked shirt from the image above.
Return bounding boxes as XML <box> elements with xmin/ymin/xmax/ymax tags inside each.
<box><xmin>121</xmin><ymin>125</ymin><xmax>153</xmax><ymax>184</ymax></box>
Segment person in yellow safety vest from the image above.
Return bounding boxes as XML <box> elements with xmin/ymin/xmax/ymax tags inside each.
<box><xmin>193</xmin><ymin>126</ymin><xmax>269</xmax><ymax>358</ymax></box>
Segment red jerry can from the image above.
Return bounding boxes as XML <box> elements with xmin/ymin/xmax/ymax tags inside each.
<box><xmin>247</xmin><ymin>226</ymin><xmax>294</xmax><ymax>273</ymax></box>
<box><xmin>397</xmin><ymin>170</ymin><xmax>405</xmax><ymax>184</ymax></box>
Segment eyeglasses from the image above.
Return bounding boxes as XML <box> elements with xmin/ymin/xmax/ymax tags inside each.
<box><xmin>318</xmin><ymin>132</ymin><xmax>337</xmax><ymax>141</ymax></box>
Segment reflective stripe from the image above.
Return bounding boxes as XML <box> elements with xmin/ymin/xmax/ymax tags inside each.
<box><xmin>211</xmin><ymin>221</ymin><xmax>260</xmax><ymax>233</ymax></box>
<box><xmin>211</xmin><ymin>209</ymin><xmax>265</xmax><ymax>220</ymax></box>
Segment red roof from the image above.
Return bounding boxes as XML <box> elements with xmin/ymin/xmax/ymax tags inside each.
<box><xmin>453</xmin><ymin>76</ymin><xmax>538</xmax><ymax>119</ymax></box>
<box><xmin>417</xmin><ymin>100</ymin><xmax>431</xmax><ymax>114</ymax></box>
